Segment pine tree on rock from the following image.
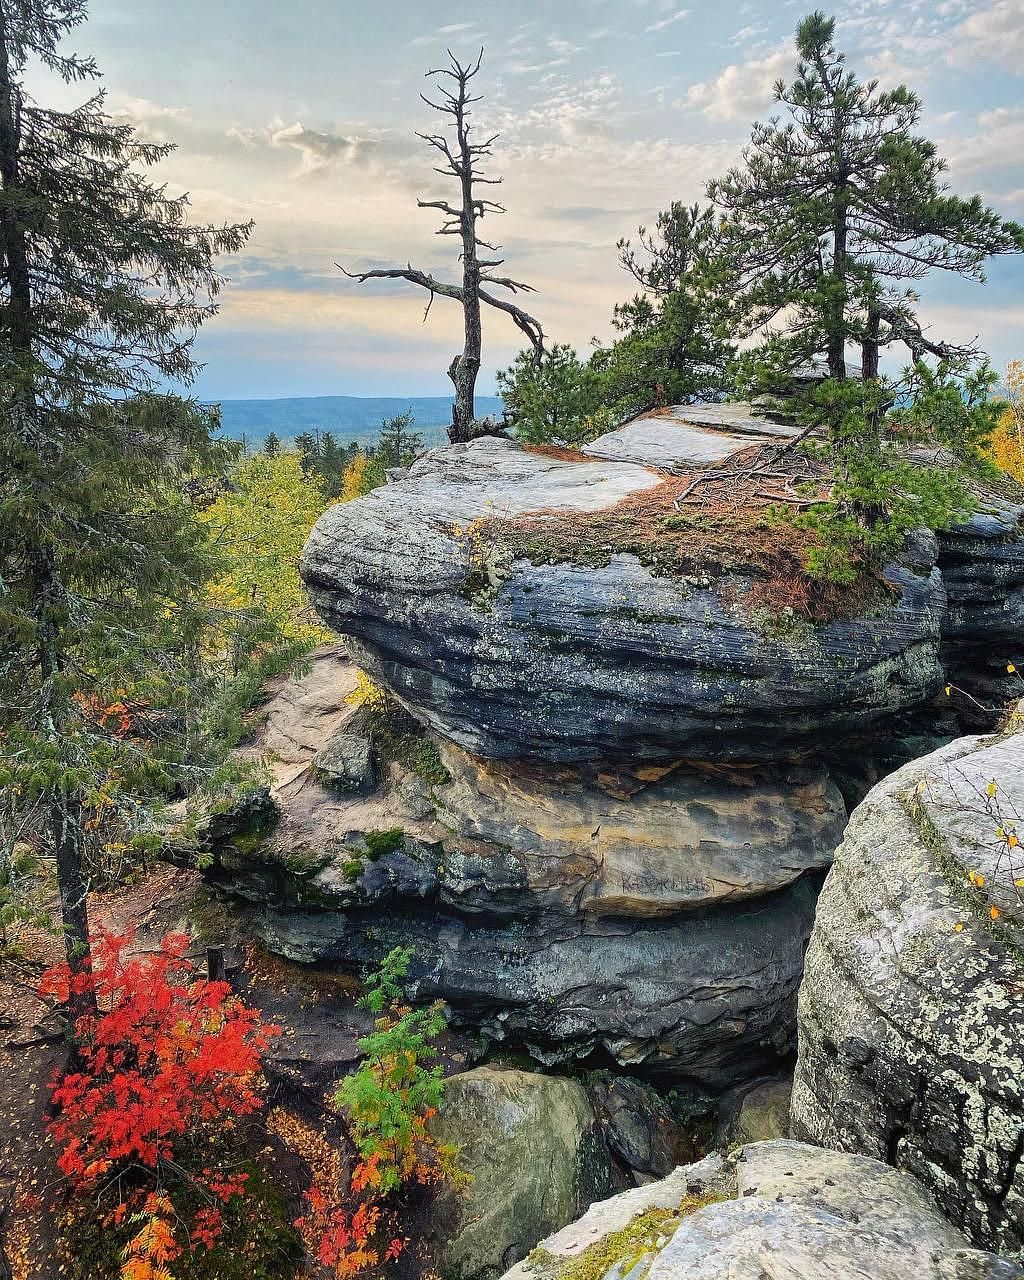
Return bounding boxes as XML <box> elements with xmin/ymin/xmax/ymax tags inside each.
<box><xmin>341</xmin><ymin>50</ymin><xmax>544</xmax><ymax>443</ymax></box>
<box><xmin>710</xmin><ymin>11</ymin><xmax>1024</xmax><ymax>388</ymax></box>
<box><xmin>0</xmin><ymin>0</ymin><xmax>251</xmax><ymax>1011</ymax></box>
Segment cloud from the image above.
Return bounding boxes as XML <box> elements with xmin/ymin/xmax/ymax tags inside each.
<box><xmin>644</xmin><ymin>7</ymin><xmax>691</xmax><ymax>34</ymax></box>
<box><xmin>953</xmin><ymin>0</ymin><xmax>1024</xmax><ymax>70</ymax></box>
<box><xmin>679</xmin><ymin>44</ymin><xmax>791</xmax><ymax>121</ymax></box>
<box><xmin>273</xmin><ymin>123</ymin><xmax>377</xmax><ymax>175</ymax></box>
<box><xmin>507</xmin><ymin>56</ymin><xmax>571</xmax><ymax>74</ymax></box>
<box><xmin>109</xmin><ymin>96</ymin><xmax>188</xmax><ymax>142</ymax></box>
<box><xmin>943</xmin><ymin>106</ymin><xmax>1024</xmax><ymax>177</ymax></box>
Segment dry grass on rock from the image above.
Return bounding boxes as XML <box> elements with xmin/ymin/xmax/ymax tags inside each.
<box><xmin>481</xmin><ymin>446</ymin><xmax>893</xmax><ymax>624</ymax></box>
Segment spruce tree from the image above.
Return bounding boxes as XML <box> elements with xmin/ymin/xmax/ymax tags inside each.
<box><xmin>710</xmin><ymin>11</ymin><xmax>1023</xmax><ymax>386</ymax></box>
<box><xmin>0</xmin><ymin>0</ymin><xmax>251</xmax><ymax>1003</ymax></box>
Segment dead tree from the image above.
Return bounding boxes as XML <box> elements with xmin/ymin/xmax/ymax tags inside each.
<box><xmin>340</xmin><ymin>50</ymin><xmax>544</xmax><ymax>443</ymax></box>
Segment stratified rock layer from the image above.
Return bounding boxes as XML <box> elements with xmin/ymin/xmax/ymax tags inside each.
<box><xmin>938</xmin><ymin>495</ymin><xmax>1024</xmax><ymax>700</ymax></box>
<box><xmin>792</xmin><ymin>731</ymin><xmax>1024</xmax><ymax>1258</ymax></box>
<box><xmin>503</xmin><ymin>1140</ymin><xmax>1022</xmax><ymax>1280</ymax></box>
<box><xmin>300</xmin><ymin>436</ymin><xmax>947</xmax><ymax>763</ymax></box>
<box><xmin>197</xmin><ymin>654</ymin><xmax>840</xmax><ymax>1085</ymax></box>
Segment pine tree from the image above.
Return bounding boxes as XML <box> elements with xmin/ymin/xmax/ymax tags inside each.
<box><xmin>263</xmin><ymin>430</ymin><xmax>282</xmax><ymax>456</ymax></box>
<box><xmin>595</xmin><ymin>201</ymin><xmax>734</xmax><ymax>418</ymax></box>
<box><xmin>710</xmin><ymin>11</ymin><xmax>1023</xmax><ymax>387</ymax></box>
<box><xmin>0</xmin><ymin>0</ymin><xmax>251</xmax><ymax>1006</ymax></box>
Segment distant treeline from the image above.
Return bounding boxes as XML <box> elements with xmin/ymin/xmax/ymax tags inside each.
<box><xmin>215</xmin><ymin>393</ymin><xmax>503</xmax><ymax>446</ymax></box>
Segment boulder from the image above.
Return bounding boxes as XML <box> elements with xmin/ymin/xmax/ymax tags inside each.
<box><xmin>586</xmin><ymin>1075</ymin><xmax>691</xmax><ymax>1183</ymax></box>
<box><xmin>791</xmin><ymin>730</ymin><xmax>1024</xmax><ymax>1258</ymax></box>
<box><xmin>429</xmin><ymin>1068</ymin><xmax>621</xmax><ymax>1280</ymax></box>
<box><xmin>300</xmin><ymin>435</ymin><xmax>947</xmax><ymax>764</ymax></box>
<box><xmin>312</xmin><ymin>729</ymin><xmax>376</xmax><ymax>794</ymax></box>
<box><xmin>715</xmin><ymin>1077</ymin><xmax>791</xmax><ymax>1149</ymax></box>
<box><xmin>504</xmin><ymin>1140</ymin><xmax>1023</xmax><ymax>1280</ymax></box>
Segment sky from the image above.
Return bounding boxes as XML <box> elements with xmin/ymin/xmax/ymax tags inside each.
<box><xmin>29</xmin><ymin>0</ymin><xmax>1024</xmax><ymax>400</ymax></box>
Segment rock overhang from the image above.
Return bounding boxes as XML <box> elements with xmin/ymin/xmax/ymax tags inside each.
<box><xmin>299</xmin><ymin>427</ymin><xmax>949</xmax><ymax>763</ymax></box>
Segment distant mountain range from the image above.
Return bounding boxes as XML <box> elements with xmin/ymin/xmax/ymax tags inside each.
<box><xmin>215</xmin><ymin>394</ymin><xmax>504</xmax><ymax>445</ymax></box>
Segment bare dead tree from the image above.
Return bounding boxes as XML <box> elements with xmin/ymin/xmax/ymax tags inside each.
<box><xmin>340</xmin><ymin>49</ymin><xmax>544</xmax><ymax>443</ymax></box>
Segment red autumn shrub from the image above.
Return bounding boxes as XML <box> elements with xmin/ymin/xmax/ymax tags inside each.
<box><xmin>40</xmin><ymin>929</ymin><xmax>279</xmax><ymax>1268</ymax></box>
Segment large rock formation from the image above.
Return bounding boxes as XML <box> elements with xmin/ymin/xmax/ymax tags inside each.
<box><xmin>197</xmin><ymin>409</ymin><xmax>1024</xmax><ymax>1091</ymax></box>
<box><xmin>300</xmin><ymin>430</ymin><xmax>947</xmax><ymax>763</ymax></box>
<box><xmin>938</xmin><ymin>494</ymin><xmax>1024</xmax><ymax>703</ymax></box>
<box><xmin>792</xmin><ymin>730</ymin><xmax>1024</xmax><ymax>1259</ymax></box>
<box><xmin>503</xmin><ymin>1139</ymin><xmax>1022</xmax><ymax>1280</ymax></box>
<box><xmin>198</xmin><ymin>648</ymin><xmax>843</xmax><ymax>1085</ymax></box>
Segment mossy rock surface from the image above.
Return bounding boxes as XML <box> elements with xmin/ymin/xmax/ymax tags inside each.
<box><xmin>501</xmin><ymin>1140</ymin><xmax>1023</xmax><ymax>1280</ymax></box>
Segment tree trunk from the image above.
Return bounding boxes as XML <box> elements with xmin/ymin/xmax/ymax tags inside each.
<box><xmin>861</xmin><ymin>303</ymin><xmax>880</xmax><ymax>382</ymax></box>
<box><xmin>37</xmin><ymin>555</ymin><xmax>97</xmax><ymax>1017</ymax></box>
<box><xmin>449</xmin><ymin>288</ymin><xmax>481</xmax><ymax>443</ymax></box>
<box><xmin>828</xmin><ymin>199</ymin><xmax>848</xmax><ymax>381</ymax></box>
<box><xmin>51</xmin><ymin>795</ymin><xmax>96</xmax><ymax>1021</ymax></box>
<box><xmin>447</xmin><ymin>87</ymin><xmax>483</xmax><ymax>444</ymax></box>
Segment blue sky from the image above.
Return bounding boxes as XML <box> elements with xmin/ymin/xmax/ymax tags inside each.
<box><xmin>34</xmin><ymin>0</ymin><xmax>1024</xmax><ymax>399</ymax></box>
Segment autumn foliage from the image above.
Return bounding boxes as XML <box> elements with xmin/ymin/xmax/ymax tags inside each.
<box><xmin>986</xmin><ymin>360</ymin><xmax>1024</xmax><ymax>484</ymax></box>
<box><xmin>40</xmin><ymin>930</ymin><xmax>279</xmax><ymax>1277</ymax></box>
<box><xmin>281</xmin><ymin>948</ymin><xmax>462</xmax><ymax>1279</ymax></box>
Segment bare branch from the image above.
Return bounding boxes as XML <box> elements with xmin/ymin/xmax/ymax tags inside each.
<box><xmin>337</xmin><ymin>262</ymin><xmax>464</xmax><ymax>304</ymax></box>
<box><xmin>417</xmin><ymin>198</ymin><xmax>461</xmax><ymax>218</ymax></box>
<box><xmin>479</xmin><ymin>287</ymin><xmax>544</xmax><ymax>354</ymax></box>
<box><xmin>480</xmin><ymin>274</ymin><xmax>537</xmax><ymax>294</ymax></box>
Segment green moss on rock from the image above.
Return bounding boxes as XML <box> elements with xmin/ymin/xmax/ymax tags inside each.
<box><xmin>531</xmin><ymin>1192</ymin><xmax>726</xmax><ymax>1280</ymax></box>
<box><xmin>363</xmin><ymin>827</ymin><xmax>405</xmax><ymax>860</ymax></box>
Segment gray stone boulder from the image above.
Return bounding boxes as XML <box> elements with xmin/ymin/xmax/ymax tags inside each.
<box><xmin>586</xmin><ymin>1075</ymin><xmax>691</xmax><ymax>1183</ymax></box>
<box><xmin>300</xmin><ymin>435</ymin><xmax>947</xmax><ymax>764</ymax></box>
<box><xmin>792</xmin><ymin>730</ymin><xmax>1024</xmax><ymax>1258</ymax></box>
<box><xmin>429</xmin><ymin>1068</ymin><xmax>621</xmax><ymax>1280</ymax></box>
<box><xmin>503</xmin><ymin>1140</ymin><xmax>1023</xmax><ymax>1280</ymax></box>
<box><xmin>715</xmin><ymin>1076</ymin><xmax>792</xmax><ymax>1149</ymax></box>
<box><xmin>312</xmin><ymin>728</ymin><xmax>376</xmax><ymax>794</ymax></box>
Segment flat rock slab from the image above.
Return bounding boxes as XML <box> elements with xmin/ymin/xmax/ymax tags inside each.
<box><xmin>582</xmin><ymin>403</ymin><xmax>799</xmax><ymax>470</ymax></box>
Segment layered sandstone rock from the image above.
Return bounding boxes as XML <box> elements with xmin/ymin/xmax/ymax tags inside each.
<box><xmin>792</xmin><ymin>731</ymin><xmax>1024</xmax><ymax>1258</ymax></box>
<box><xmin>299</xmin><ymin>434</ymin><xmax>947</xmax><ymax>763</ymax></box>
<box><xmin>197</xmin><ymin>650</ymin><xmax>838</xmax><ymax>1085</ymax></box>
